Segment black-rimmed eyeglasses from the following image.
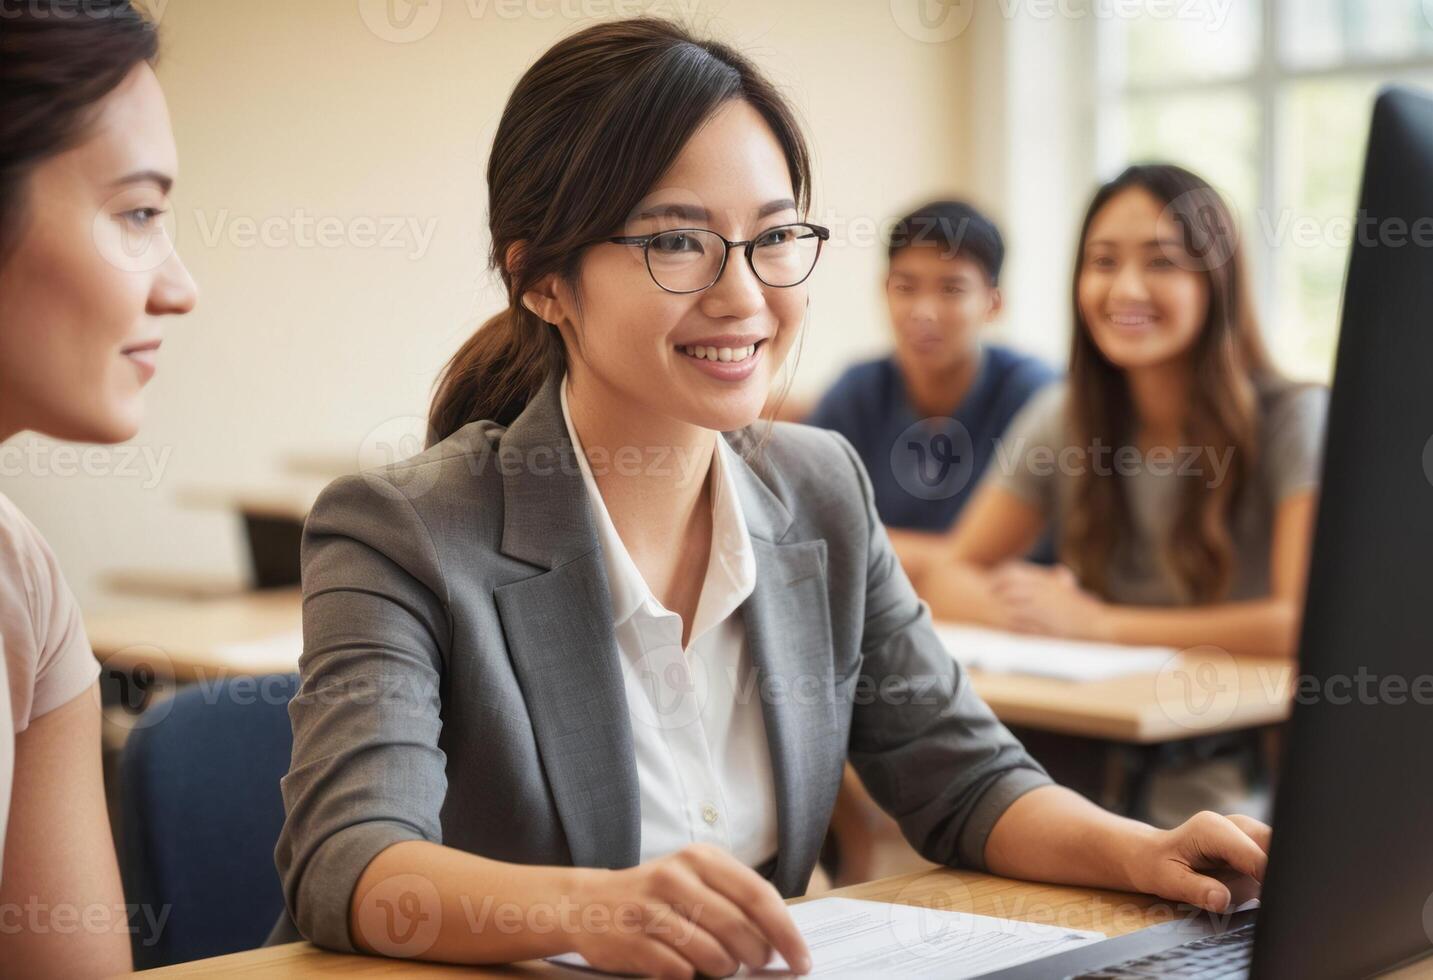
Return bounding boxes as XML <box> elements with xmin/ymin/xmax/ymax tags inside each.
<box><xmin>603</xmin><ymin>222</ymin><xmax>830</xmax><ymax>294</ymax></box>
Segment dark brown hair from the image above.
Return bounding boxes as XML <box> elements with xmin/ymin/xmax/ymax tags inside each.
<box><xmin>1064</xmin><ymin>163</ymin><xmax>1277</xmax><ymax>603</ymax></box>
<box><xmin>428</xmin><ymin>17</ymin><xmax>813</xmax><ymax>443</ymax></box>
<box><xmin>0</xmin><ymin>0</ymin><xmax>159</xmax><ymax>260</ymax></box>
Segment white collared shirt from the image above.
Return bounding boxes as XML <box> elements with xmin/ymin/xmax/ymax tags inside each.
<box><xmin>559</xmin><ymin>376</ymin><xmax>780</xmax><ymax>869</ymax></box>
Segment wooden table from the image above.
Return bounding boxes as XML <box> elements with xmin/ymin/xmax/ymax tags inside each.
<box><xmin>124</xmin><ymin>865</ymin><xmax>1433</xmax><ymax>977</ymax></box>
<box><xmin>86</xmin><ymin>588</ymin><xmax>303</xmax><ymax>684</ymax></box>
<box><xmin>86</xmin><ymin>591</ymin><xmax>1295</xmax><ymax>743</ymax></box>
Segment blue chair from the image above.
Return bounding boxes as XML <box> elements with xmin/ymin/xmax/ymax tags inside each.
<box><xmin>118</xmin><ymin>673</ymin><xmax>298</xmax><ymax>969</ymax></box>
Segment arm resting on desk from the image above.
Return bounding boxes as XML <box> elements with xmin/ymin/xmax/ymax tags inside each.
<box><xmin>917</xmin><ymin>486</ymin><xmax>1316</xmax><ymax>658</ymax></box>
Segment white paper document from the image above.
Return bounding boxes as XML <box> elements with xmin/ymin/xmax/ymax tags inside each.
<box><xmin>933</xmin><ymin>622</ymin><xmax>1174</xmax><ymax>682</ymax></box>
<box><xmin>547</xmin><ymin>896</ymin><xmax>1104</xmax><ymax>977</ymax></box>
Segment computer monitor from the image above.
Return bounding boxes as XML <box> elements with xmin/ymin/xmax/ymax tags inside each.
<box><xmin>1250</xmin><ymin>82</ymin><xmax>1433</xmax><ymax>978</ymax></box>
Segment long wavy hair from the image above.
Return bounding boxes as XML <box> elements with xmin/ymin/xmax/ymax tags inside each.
<box><xmin>1063</xmin><ymin>164</ymin><xmax>1277</xmax><ymax>604</ymax></box>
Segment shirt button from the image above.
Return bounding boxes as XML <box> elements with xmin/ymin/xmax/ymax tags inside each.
<box><xmin>701</xmin><ymin>803</ymin><xmax>719</xmax><ymax>825</ymax></box>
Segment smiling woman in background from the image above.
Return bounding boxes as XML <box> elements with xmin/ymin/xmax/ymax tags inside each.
<box><xmin>919</xmin><ymin>165</ymin><xmax>1325</xmax><ymax>660</ymax></box>
<box><xmin>275</xmin><ymin>22</ymin><xmax>1277</xmax><ymax>979</ymax></box>
<box><xmin>0</xmin><ymin>2</ymin><xmax>197</xmax><ymax>976</ymax></box>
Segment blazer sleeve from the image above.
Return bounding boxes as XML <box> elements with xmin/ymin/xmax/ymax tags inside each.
<box><xmin>828</xmin><ymin>430</ymin><xmax>1054</xmax><ymax>871</ymax></box>
<box><xmin>274</xmin><ymin>471</ymin><xmax>452</xmax><ymax>953</ymax></box>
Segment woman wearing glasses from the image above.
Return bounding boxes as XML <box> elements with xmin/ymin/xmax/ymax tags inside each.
<box><xmin>275</xmin><ymin>19</ymin><xmax>1273</xmax><ymax>978</ymax></box>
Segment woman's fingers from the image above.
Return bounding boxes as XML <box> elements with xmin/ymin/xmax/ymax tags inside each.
<box><xmin>652</xmin><ymin>913</ymin><xmax>741</xmax><ymax>978</ymax></box>
<box><xmin>628</xmin><ymin>935</ymin><xmax>699</xmax><ymax>980</ymax></box>
<box><xmin>683</xmin><ymin>847</ymin><xmax>812</xmax><ymax>974</ymax></box>
<box><xmin>659</xmin><ymin>866</ymin><xmax>774</xmax><ymax>970</ymax></box>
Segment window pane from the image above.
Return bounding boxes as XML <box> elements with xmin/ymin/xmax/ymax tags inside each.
<box><xmin>1118</xmin><ymin>89</ymin><xmax>1260</xmax><ymax>223</ymax></box>
<box><xmin>1279</xmin><ymin>0</ymin><xmax>1433</xmax><ymax>68</ymax></box>
<box><xmin>1273</xmin><ymin>75</ymin><xmax>1433</xmax><ymax>378</ymax></box>
<box><xmin>1115</xmin><ymin>0</ymin><xmax>1262</xmax><ymax>86</ymax></box>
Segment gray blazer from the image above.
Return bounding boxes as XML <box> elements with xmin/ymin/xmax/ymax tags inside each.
<box><xmin>272</xmin><ymin>372</ymin><xmax>1051</xmax><ymax>953</ymax></box>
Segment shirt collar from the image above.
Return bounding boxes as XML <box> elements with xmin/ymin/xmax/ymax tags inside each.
<box><xmin>559</xmin><ymin>373</ymin><xmax>757</xmax><ymax>640</ymax></box>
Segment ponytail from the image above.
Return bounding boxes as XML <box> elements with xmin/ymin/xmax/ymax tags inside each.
<box><xmin>428</xmin><ymin>305</ymin><xmax>564</xmax><ymax>444</ymax></box>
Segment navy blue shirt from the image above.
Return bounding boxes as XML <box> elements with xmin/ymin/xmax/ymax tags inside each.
<box><xmin>805</xmin><ymin>345</ymin><xmax>1056</xmax><ymax>533</ymax></box>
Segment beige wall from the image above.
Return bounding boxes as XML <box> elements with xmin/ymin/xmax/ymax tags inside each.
<box><xmin>4</xmin><ymin>0</ymin><xmax>985</xmax><ymax>608</ymax></box>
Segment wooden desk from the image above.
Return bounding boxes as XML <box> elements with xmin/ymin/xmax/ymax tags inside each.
<box><xmin>125</xmin><ymin>866</ymin><xmax>1433</xmax><ymax>977</ymax></box>
<box><xmin>86</xmin><ymin>588</ymin><xmax>303</xmax><ymax>683</ymax></box>
<box><xmin>85</xmin><ymin>590</ymin><xmax>1294</xmax><ymax>743</ymax></box>
<box><xmin>968</xmin><ymin>650</ymin><xmax>1294</xmax><ymax>744</ymax></box>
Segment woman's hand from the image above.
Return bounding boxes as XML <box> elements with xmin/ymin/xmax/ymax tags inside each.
<box><xmin>1121</xmin><ymin>811</ymin><xmax>1271</xmax><ymax>912</ymax></box>
<box><xmin>569</xmin><ymin>843</ymin><xmax>812</xmax><ymax>980</ymax></box>
<box><xmin>988</xmin><ymin>562</ymin><xmax>1113</xmax><ymax>641</ymax></box>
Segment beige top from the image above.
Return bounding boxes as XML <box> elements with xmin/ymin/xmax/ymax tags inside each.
<box><xmin>0</xmin><ymin>491</ymin><xmax>100</xmax><ymax>885</ymax></box>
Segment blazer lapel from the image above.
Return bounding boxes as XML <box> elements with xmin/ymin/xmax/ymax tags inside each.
<box><xmin>493</xmin><ymin>374</ymin><xmax>642</xmax><ymax>871</ymax></box>
<box><xmin>491</xmin><ymin>393</ymin><xmax>841</xmax><ymax>888</ymax></box>
<box><xmin>726</xmin><ymin>433</ymin><xmax>842</xmax><ymax>896</ymax></box>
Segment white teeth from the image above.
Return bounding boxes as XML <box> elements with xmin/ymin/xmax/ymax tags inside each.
<box><xmin>680</xmin><ymin>343</ymin><xmax>758</xmax><ymax>362</ymax></box>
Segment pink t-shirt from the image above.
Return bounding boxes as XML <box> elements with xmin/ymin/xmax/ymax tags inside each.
<box><xmin>0</xmin><ymin>491</ymin><xmax>100</xmax><ymax>884</ymax></box>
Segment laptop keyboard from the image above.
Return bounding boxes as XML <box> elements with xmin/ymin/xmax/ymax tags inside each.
<box><xmin>1069</xmin><ymin>923</ymin><xmax>1255</xmax><ymax>979</ymax></box>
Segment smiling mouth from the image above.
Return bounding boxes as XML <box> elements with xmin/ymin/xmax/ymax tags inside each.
<box><xmin>1106</xmin><ymin>313</ymin><xmax>1159</xmax><ymax>327</ymax></box>
<box><xmin>676</xmin><ymin>338</ymin><xmax>767</xmax><ymax>363</ymax></box>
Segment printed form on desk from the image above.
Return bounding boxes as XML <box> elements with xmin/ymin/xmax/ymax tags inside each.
<box><xmin>932</xmin><ymin>622</ymin><xmax>1175</xmax><ymax>682</ymax></box>
<box><xmin>546</xmin><ymin>896</ymin><xmax>1103</xmax><ymax>977</ymax></box>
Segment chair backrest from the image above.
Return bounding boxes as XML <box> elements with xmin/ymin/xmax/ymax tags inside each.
<box><xmin>118</xmin><ymin>673</ymin><xmax>297</xmax><ymax>969</ymax></box>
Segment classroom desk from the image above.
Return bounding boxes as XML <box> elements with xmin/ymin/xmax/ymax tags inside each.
<box><xmin>86</xmin><ymin>588</ymin><xmax>304</xmax><ymax>684</ymax></box>
<box><xmin>123</xmin><ymin>865</ymin><xmax>1433</xmax><ymax>977</ymax></box>
<box><xmin>86</xmin><ymin>590</ymin><xmax>1294</xmax><ymax>743</ymax></box>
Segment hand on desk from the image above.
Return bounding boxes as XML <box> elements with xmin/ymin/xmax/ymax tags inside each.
<box><xmin>569</xmin><ymin>843</ymin><xmax>812</xmax><ymax>979</ymax></box>
<box><xmin>1121</xmin><ymin>810</ymin><xmax>1270</xmax><ymax>913</ymax></box>
<box><xmin>987</xmin><ymin>562</ymin><xmax>1111</xmax><ymax>641</ymax></box>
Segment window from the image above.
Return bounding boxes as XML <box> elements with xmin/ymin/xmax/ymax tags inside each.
<box><xmin>1097</xmin><ymin>0</ymin><xmax>1433</xmax><ymax>379</ymax></box>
